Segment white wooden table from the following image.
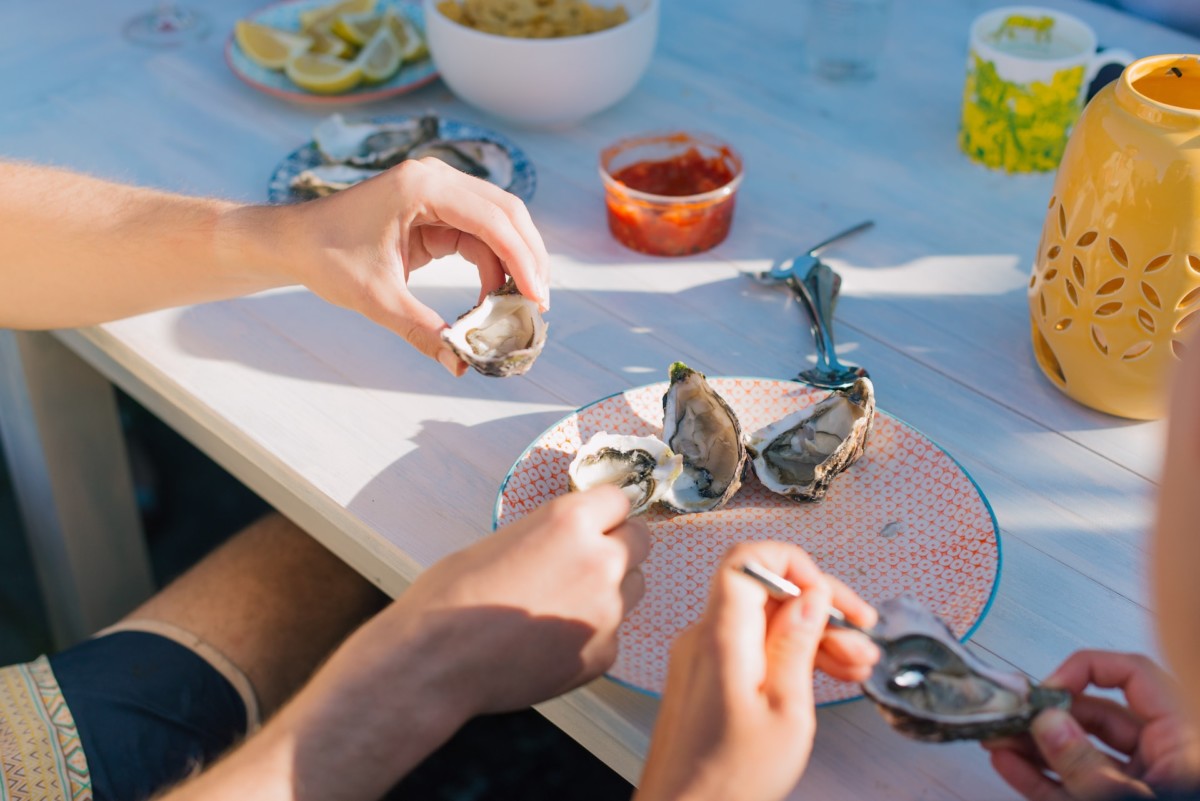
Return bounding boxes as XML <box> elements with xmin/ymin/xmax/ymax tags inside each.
<box><xmin>1</xmin><ymin>0</ymin><xmax>1193</xmax><ymax>796</ymax></box>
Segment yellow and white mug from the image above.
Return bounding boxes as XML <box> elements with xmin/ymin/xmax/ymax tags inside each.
<box><xmin>959</xmin><ymin>6</ymin><xmax>1131</xmax><ymax>173</ymax></box>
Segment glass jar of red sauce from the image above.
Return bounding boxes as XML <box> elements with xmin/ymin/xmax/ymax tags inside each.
<box><xmin>599</xmin><ymin>132</ymin><xmax>744</xmax><ymax>257</ymax></box>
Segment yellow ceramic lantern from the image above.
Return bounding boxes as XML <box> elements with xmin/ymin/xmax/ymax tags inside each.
<box><xmin>1029</xmin><ymin>54</ymin><xmax>1200</xmax><ymax>420</ymax></box>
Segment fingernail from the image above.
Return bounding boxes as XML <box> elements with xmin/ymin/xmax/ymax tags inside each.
<box><xmin>535</xmin><ymin>276</ymin><xmax>550</xmax><ymax>310</ymax></box>
<box><xmin>438</xmin><ymin>349</ymin><xmax>463</xmax><ymax>376</ymax></box>
<box><xmin>1034</xmin><ymin>708</ymin><xmax>1082</xmax><ymax>750</ymax></box>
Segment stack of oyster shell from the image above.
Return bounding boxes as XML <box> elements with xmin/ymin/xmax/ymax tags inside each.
<box><xmin>568</xmin><ymin>362</ymin><xmax>876</xmax><ymax>515</ymax></box>
<box><xmin>290</xmin><ymin>113</ymin><xmax>516</xmax><ymax>199</ymax></box>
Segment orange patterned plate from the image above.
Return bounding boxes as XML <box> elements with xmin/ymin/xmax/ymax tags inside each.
<box><xmin>493</xmin><ymin>377</ymin><xmax>1000</xmax><ymax>704</ymax></box>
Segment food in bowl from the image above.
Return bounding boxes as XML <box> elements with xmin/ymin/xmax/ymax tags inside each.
<box><xmin>422</xmin><ymin>0</ymin><xmax>657</xmax><ymax>126</ymax></box>
<box><xmin>599</xmin><ymin>132</ymin><xmax>743</xmax><ymax>257</ymax></box>
<box><xmin>435</xmin><ymin>0</ymin><xmax>627</xmax><ymax>37</ymax></box>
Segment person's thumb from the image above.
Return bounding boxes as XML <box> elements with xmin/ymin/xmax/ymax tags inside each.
<box><xmin>380</xmin><ymin>290</ymin><xmax>466</xmax><ymax>376</ymax></box>
<box><xmin>1031</xmin><ymin>708</ymin><xmax>1153</xmax><ymax>800</ymax></box>
<box><xmin>762</xmin><ymin>576</ymin><xmax>831</xmax><ymax>712</ymax></box>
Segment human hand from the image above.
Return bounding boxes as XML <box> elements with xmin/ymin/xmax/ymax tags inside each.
<box><xmin>985</xmin><ymin>650</ymin><xmax>1200</xmax><ymax>800</ymax></box>
<box><xmin>634</xmin><ymin>541</ymin><xmax>880</xmax><ymax>801</ymax></box>
<box><xmin>288</xmin><ymin>157</ymin><xmax>550</xmax><ymax>376</ymax></box>
<box><xmin>343</xmin><ymin>485</ymin><xmax>649</xmax><ymax>719</ymax></box>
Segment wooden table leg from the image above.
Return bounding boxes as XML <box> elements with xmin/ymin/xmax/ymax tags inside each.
<box><xmin>0</xmin><ymin>330</ymin><xmax>155</xmax><ymax>649</ymax></box>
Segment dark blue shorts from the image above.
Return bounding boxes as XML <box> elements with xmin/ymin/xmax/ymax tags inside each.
<box><xmin>49</xmin><ymin>627</ymin><xmax>254</xmax><ymax>801</ymax></box>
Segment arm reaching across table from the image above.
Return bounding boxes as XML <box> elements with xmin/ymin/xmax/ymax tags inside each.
<box><xmin>0</xmin><ymin>158</ymin><xmax>549</xmax><ymax>375</ymax></box>
<box><xmin>161</xmin><ymin>485</ymin><xmax>649</xmax><ymax>801</ymax></box>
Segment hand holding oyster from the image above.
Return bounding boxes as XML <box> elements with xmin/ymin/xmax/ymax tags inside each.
<box><xmin>738</xmin><ymin>562</ymin><xmax>1069</xmax><ymax>743</ymax></box>
<box><xmin>861</xmin><ymin>597</ymin><xmax>1070</xmax><ymax>742</ymax></box>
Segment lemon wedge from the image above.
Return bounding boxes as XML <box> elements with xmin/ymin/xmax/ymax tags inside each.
<box><xmin>330</xmin><ymin>10</ymin><xmax>384</xmax><ymax>46</ymax></box>
<box><xmin>357</xmin><ymin>24</ymin><xmax>403</xmax><ymax>83</ymax></box>
<box><xmin>235</xmin><ymin>20</ymin><xmax>313</xmax><ymax>70</ymax></box>
<box><xmin>286</xmin><ymin>53</ymin><xmax>364</xmax><ymax>94</ymax></box>
<box><xmin>299</xmin><ymin>0</ymin><xmax>376</xmax><ymax>32</ymax></box>
<box><xmin>308</xmin><ymin>22</ymin><xmax>356</xmax><ymax>57</ymax></box>
<box><xmin>387</xmin><ymin>12</ymin><xmax>429</xmax><ymax>63</ymax></box>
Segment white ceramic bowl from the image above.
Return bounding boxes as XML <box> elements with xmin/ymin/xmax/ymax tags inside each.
<box><xmin>422</xmin><ymin>0</ymin><xmax>658</xmax><ymax>127</ymax></box>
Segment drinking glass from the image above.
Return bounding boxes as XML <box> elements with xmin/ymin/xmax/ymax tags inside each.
<box><xmin>804</xmin><ymin>0</ymin><xmax>892</xmax><ymax>81</ymax></box>
<box><xmin>123</xmin><ymin>2</ymin><xmax>209</xmax><ymax>47</ymax></box>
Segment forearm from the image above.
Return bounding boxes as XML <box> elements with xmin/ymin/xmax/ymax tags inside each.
<box><xmin>162</xmin><ymin>617</ymin><xmax>469</xmax><ymax>801</ymax></box>
<box><xmin>0</xmin><ymin>162</ymin><xmax>299</xmax><ymax>329</ymax></box>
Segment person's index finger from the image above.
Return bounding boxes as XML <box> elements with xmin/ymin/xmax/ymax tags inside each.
<box><xmin>1046</xmin><ymin>651</ymin><xmax>1179</xmax><ymax>720</ymax></box>
<box><xmin>607</xmin><ymin>517</ymin><xmax>651</xmax><ymax>571</ymax></box>
<box><xmin>823</xmin><ymin>571</ymin><xmax>878</xmax><ymax>630</ymax></box>
<box><xmin>422</xmin><ymin>164</ymin><xmax>549</xmax><ymax>308</ymax></box>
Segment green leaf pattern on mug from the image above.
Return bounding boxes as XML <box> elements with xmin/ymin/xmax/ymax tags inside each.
<box><xmin>959</xmin><ymin>53</ymin><xmax>1085</xmax><ymax>172</ymax></box>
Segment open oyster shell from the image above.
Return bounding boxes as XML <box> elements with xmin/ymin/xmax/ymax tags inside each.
<box><xmin>440</xmin><ymin>279</ymin><xmax>547</xmax><ymax>378</ymax></box>
<box><xmin>290</xmin><ymin>164</ymin><xmax>380</xmax><ymax>198</ymax></box>
<box><xmin>862</xmin><ymin>597</ymin><xmax>1071</xmax><ymax>742</ymax></box>
<box><xmin>568</xmin><ymin>433</ymin><xmax>683</xmax><ymax>516</ymax></box>
<box><xmin>747</xmin><ymin>377</ymin><xmax>875</xmax><ymax>501</ymax></box>
<box><xmin>313</xmin><ymin>113</ymin><xmax>440</xmax><ymax>169</ymax></box>
<box><xmin>659</xmin><ymin>362</ymin><xmax>747</xmax><ymax>514</ymax></box>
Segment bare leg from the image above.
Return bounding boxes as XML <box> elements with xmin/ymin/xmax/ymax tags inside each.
<box><xmin>121</xmin><ymin>512</ymin><xmax>387</xmax><ymax>717</ymax></box>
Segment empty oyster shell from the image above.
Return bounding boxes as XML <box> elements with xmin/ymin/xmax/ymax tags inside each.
<box><xmin>568</xmin><ymin>433</ymin><xmax>684</xmax><ymax>515</ymax></box>
<box><xmin>290</xmin><ymin>164</ymin><xmax>380</xmax><ymax>198</ymax></box>
<box><xmin>313</xmin><ymin>113</ymin><xmax>439</xmax><ymax>169</ymax></box>
<box><xmin>408</xmin><ymin>139</ymin><xmax>514</xmax><ymax>190</ymax></box>
<box><xmin>441</xmin><ymin>279</ymin><xmax>547</xmax><ymax>377</ymax></box>
<box><xmin>747</xmin><ymin>377</ymin><xmax>875</xmax><ymax>501</ymax></box>
<box><xmin>660</xmin><ymin>362</ymin><xmax>747</xmax><ymax>514</ymax></box>
<box><xmin>862</xmin><ymin>597</ymin><xmax>1071</xmax><ymax>742</ymax></box>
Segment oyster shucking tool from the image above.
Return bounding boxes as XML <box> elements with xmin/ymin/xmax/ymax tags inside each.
<box><xmin>736</xmin><ymin>561</ymin><xmax>1071</xmax><ymax>742</ymax></box>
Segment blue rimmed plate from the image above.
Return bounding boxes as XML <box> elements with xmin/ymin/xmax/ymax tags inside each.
<box><xmin>225</xmin><ymin>0</ymin><xmax>438</xmax><ymax>104</ymax></box>
<box><xmin>267</xmin><ymin>116</ymin><xmax>537</xmax><ymax>203</ymax></box>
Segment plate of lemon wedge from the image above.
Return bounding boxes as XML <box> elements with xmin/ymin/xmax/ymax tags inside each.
<box><xmin>225</xmin><ymin>0</ymin><xmax>437</xmax><ymax>102</ymax></box>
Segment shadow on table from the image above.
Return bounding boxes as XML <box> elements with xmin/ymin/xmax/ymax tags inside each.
<box><xmin>172</xmin><ymin>267</ymin><xmax>1144</xmax><ymax>437</ymax></box>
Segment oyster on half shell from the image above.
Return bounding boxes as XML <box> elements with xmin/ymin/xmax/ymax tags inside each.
<box><xmin>313</xmin><ymin>113</ymin><xmax>440</xmax><ymax>169</ymax></box>
<box><xmin>862</xmin><ymin>597</ymin><xmax>1071</xmax><ymax>742</ymax></box>
<box><xmin>441</xmin><ymin>279</ymin><xmax>547</xmax><ymax>378</ymax></box>
<box><xmin>659</xmin><ymin>362</ymin><xmax>747</xmax><ymax>514</ymax></box>
<box><xmin>568</xmin><ymin>433</ymin><xmax>684</xmax><ymax>515</ymax></box>
<box><xmin>747</xmin><ymin>377</ymin><xmax>875</xmax><ymax>501</ymax></box>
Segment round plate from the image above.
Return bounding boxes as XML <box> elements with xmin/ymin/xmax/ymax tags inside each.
<box><xmin>494</xmin><ymin>378</ymin><xmax>1001</xmax><ymax>704</ymax></box>
<box><xmin>267</xmin><ymin>116</ymin><xmax>537</xmax><ymax>203</ymax></box>
<box><xmin>225</xmin><ymin>0</ymin><xmax>438</xmax><ymax>104</ymax></box>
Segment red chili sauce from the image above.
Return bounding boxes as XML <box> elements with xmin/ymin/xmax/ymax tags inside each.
<box><xmin>605</xmin><ymin>145</ymin><xmax>740</xmax><ymax>257</ymax></box>
<box><xmin>611</xmin><ymin>146</ymin><xmax>737</xmax><ymax>196</ymax></box>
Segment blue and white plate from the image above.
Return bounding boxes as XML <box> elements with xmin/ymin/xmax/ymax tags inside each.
<box><xmin>267</xmin><ymin>116</ymin><xmax>537</xmax><ymax>203</ymax></box>
<box><xmin>225</xmin><ymin>0</ymin><xmax>438</xmax><ymax>104</ymax></box>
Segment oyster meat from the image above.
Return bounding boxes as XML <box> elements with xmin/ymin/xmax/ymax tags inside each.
<box><xmin>299</xmin><ymin>114</ymin><xmax>517</xmax><ymax>199</ymax></box>
<box><xmin>441</xmin><ymin>279</ymin><xmax>547</xmax><ymax>377</ymax></box>
<box><xmin>408</xmin><ymin>139</ymin><xmax>514</xmax><ymax>189</ymax></box>
<box><xmin>862</xmin><ymin>597</ymin><xmax>1071</xmax><ymax>742</ymax></box>
<box><xmin>659</xmin><ymin>362</ymin><xmax>747</xmax><ymax>514</ymax></box>
<box><xmin>313</xmin><ymin>113</ymin><xmax>440</xmax><ymax>169</ymax></box>
<box><xmin>747</xmin><ymin>377</ymin><xmax>875</xmax><ymax>501</ymax></box>
<box><xmin>568</xmin><ymin>433</ymin><xmax>683</xmax><ymax>515</ymax></box>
